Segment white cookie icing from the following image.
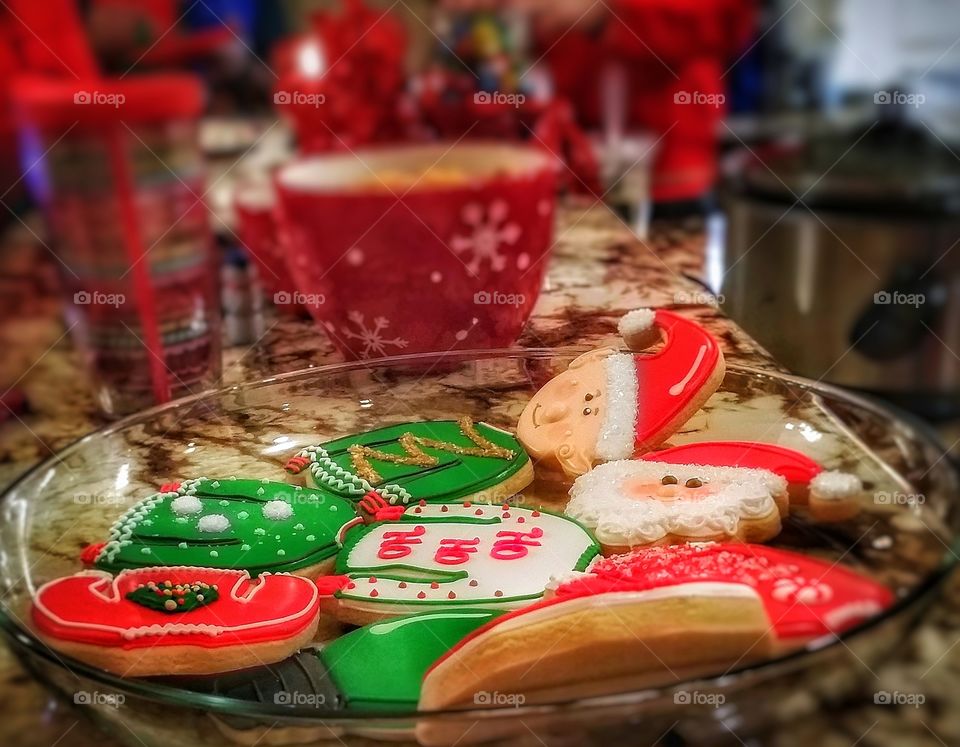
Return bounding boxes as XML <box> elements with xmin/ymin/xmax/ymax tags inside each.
<box><xmin>170</xmin><ymin>495</ymin><xmax>203</xmax><ymax>516</ymax></box>
<box><xmin>337</xmin><ymin>503</ymin><xmax>599</xmax><ymax>612</ymax></box>
<box><xmin>595</xmin><ymin>353</ymin><xmax>638</xmax><ymax>462</ymax></box>
<box><xmin>617</xmin><ymin>308</ymin><xmax>656</xmax><ymax>338</ymax></box>
<box><xmin>197</xmin><ymin>514</ymin><xmax>230</xmax><ymax>533</ymax></box>
<box><xmin>809</xmin><ymin>470</ymin><xmax>862</xmax><ymax>501</ymax></box>
<box><xmin>566</xmin><ymin>460</ymin><xmax>785</xmax><ymax>546</ymax></box>
<box><xmin>262</xmin><ymin>500</ymin><xmax>294</xmax><ymax>521</ymax></box>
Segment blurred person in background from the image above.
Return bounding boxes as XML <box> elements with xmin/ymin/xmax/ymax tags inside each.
<box><xmin>445</xmin><ymin>0</ymin><xmax>757</xmax><ymax>209</ymax></box>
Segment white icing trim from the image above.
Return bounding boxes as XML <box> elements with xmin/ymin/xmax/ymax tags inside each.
<box><xmin>595</xmin><ymin>354</ymin><xmax>638</xmax><ymax>462</ymax></box>
<box><xmin>822</xmin><ymin>600</ymin><xmax>884</xmax><ymax>630</ymax></box>
<box><xmin>617</xmin><ymin>308</ymin><xmax>656</xmax><ymax>337</ymax></box>
<box><xmin>809</xmin><ymin>470</ymin><xmax>862</xmax><ymax>501</ymax></box>
<box><xmin>477</xmin><ymin>583</ymin><xmax>762</xmax><ymax>636</ymax></box>
<box><xmin>33</xmin><ymin>567</ymin><xmax>318</xmax><ymax>641</ymax></box>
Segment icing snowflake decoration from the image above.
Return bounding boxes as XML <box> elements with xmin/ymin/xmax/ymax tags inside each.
<box><xmin>451</xmin><ymin>200</ymin><xmax>522</xmax><ymax>276</ymax></box>
<box><xmin>341</xmin><ymin>311</ymin><xmax>409</xmax><ymax>358</ymax></box>
<box><xmin>770</xmin><ymin>577</ymin><xmax>834</xmax><ymax>605</ymax></box>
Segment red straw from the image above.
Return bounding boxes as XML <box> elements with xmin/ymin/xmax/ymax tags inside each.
<box><xmin>106</xmin><ymin>129</ymin><xmax>172</xmax><ymax>405</ymax></box>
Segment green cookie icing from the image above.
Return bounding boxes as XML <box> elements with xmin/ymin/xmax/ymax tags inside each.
<box><xmin>95</xmin><ymin>477</ymin><xmax>358</xmax><ymax>575</ymax></box>
<box><xmin>320</xmin><ymin>609</ymin><xmax>500</xmax><ymax>712</ymax></box>
<box><xmin>126</xmin><ymin>580</ymin><xmax>219</xmax><ymax>613</ymax></box>
<box><xmin>293</xmin><ymin>419</ymin><xmax>530</xmax><ymax>505</ymax></box>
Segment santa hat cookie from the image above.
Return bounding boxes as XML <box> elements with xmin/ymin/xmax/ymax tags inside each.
<box><xmin>566</xmin><ymin>460</ymin><xmax>789</xmax><ymax>553</ymax></box>
<box><xmin>517</xmin><ymin>309</ymin><xmax>725</xmax><ymax>476</ymax></box>
<box><xmin>643</xmin><ymin>441</ymin><xmax>863</xmax><ymax>522</ymax></box>
<box><xmin>417</xmin><ymin>543</ymin><xmax>893</xmax><ymax>717</ymax></box>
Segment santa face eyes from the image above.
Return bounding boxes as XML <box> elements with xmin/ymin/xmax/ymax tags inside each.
<box><xmin>582</xmin><ymin>391</ymin><xmax>601</xmax><ymax>417</ymax></box>
<box><xmin>660</xmin><ymin>475</ymin><xmax>705</xmax><ymax>488</ymax></box>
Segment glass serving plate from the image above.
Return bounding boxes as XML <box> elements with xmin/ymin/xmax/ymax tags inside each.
<box><xmin>0</xmin><ymin>349</ymin><xmax>957</xmax><ymax>747</ymax></box>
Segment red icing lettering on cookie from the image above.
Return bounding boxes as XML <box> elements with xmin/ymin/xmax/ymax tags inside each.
<box><xmin>490</xmin><ymin>528</ymin><xmax>544</xmax><ymax>560</ymax></box>
<box><xmin>32</xmin><ymin>567</ymin><xmax>320</xmax><ymax>650</ymax></box>
<box><xmin>435</xmin><ymin>537</ymin><xmax>481</xmax><ymax>565</ymax></box>
<box><xmin>377</xmin><ymin>526</ymin><xmax>426</xmax><ymax>560</ymax></box>
<box><xmin>644</xmin><ymin>441</ymin><xmax>822</xmax><ymax>485</ymax></box>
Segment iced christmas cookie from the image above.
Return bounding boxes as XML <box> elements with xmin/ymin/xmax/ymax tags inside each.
<box><xmin>285</xmin><ymin>417</ymin><xmax>532</xmax><ymax>506</ymax></box>
<box><xmin>418</xmin><ymin>543</ymin><xmax>893</xmax><ymax>717</ymax></box>
<box><xmin>517</xmin><ymin>309</ymin><xmax>725</xmax><ymax>476</ymax></box>
<box><xmin>551</xmin><ymin>543</ymin><xmax>894</xmax><ymax>641</ymax></box>
<box><xmin>643</xmin><ymin>441</ymin><xmax>863</xmax><ymax>522</ymax></box>
<box><xmin>32</xmin><ymin>567</ymin><xmax>320</xmax><ymax>676</ymax></box>
<box><xmin>191</xmin><ymin>609</ymin><xmax>500</xmax><ymax>744</ymax></box>
<box><xmin>566</xmin><ymin>460</ymin><xmax>789</xmax><ymax>552</ymax></box>
<box><xmin>320</xmin><ymin>502</ymin><xmax>600</xmax><ymax>624</ymax></box>
<box><xmin>87</xmin><ymin>478</ymin><xmax>357</xmax><ymax>577</ymax></box>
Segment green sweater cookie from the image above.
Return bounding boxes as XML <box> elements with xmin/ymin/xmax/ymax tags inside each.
<box><xmin>286</xmin><ymin>417</ymin><xmax>532</xmax><ymax>505</ymax></box>
<box><xmin>93</xmin><ymin>477</ymin><xmax>357</xmax><ymax>575</ymax></box>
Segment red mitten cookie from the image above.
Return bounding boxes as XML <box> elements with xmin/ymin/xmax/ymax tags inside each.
<box><xmin>517</xmin><ymin>309</ymin><xmax>725</xmax><ymax>476</ymax></box>
<box><xmin>643</xmin><ymin>441</ymin><xmax>863</xmax><ymax>521</ymax></box>
<box><xmin>32</xmin><ymin>567</ymin><xmax>321</xmax><ymax>676</ymax></box>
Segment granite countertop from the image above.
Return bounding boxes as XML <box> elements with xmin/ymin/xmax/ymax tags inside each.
<box><xmin>0</xmin><ymin>202</ymin><xmax>957</xmax><ymax>747</ymax></box>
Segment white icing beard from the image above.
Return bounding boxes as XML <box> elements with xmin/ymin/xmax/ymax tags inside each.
<box><xmin>566</xmin><ymin>460</ymin><xmax>782</xmax><ymax>546</ymax></box>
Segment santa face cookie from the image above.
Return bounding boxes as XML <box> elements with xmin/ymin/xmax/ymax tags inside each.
<box><xmin>566</xmin><ymin>460</ymin><xmax>789</xmax><ymax>552</ymax></box>
<box><xmin>286</xmin><ymin>417</ymin><xmax>532</xmax><ymax>506</ymax></box>
<box><xmin>644</xmin><ymin>441</ymin><xmax>863</xmax><ymax>522</ymax></box>
<box><xmin>32</xmin><ymin>567</ymin><xmax>320</xmax><ymax>676</ymax></box>
<box><xmin>322</xmin><ymin>502</ymin><xmax>600</xmax><ymax>624</ymax></box>
<box><xmin>418</xmin><ymin>543</ymin><xmax>893</xmax><ymax>714</ymax></box>
<box><xmin>517</xmin><ymin>309</ymin><xmax>725</xmax><ymax>476</ymax></box>
<box><xmin>88</xmin><ymin>478</ymin><xmax>357</xmax><ymax>577</ymax></box>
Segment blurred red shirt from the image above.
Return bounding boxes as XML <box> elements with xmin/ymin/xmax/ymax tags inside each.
<box><xmin>537</xmin><ymin>0</ymin><xmax>756</xmax><ymax>202</ymax></box>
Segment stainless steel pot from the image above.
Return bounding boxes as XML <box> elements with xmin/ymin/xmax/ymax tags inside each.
<box><xmin>720</xmin><ymin>123</ymin><xmax>960</xmax><ymax>418</ymax></box>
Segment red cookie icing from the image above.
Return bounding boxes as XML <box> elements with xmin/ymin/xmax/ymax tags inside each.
<box><xmin>555</xmin><ymin>543</ymin><xmax>894</xmax><ymax>640</ymax></box>
<box><xmin>32</xmin><ymin>567</ymin><xmax>320</xmax><ymax>650</ymax></box>
<box><xmin>428</xmin><ymin>543</ymin><xmax>893</xmax><ymax>675</ymax></box>
<box><xmin>643</xmin><ymin>441</ymin><xmax>823</xmax><ymax>485</ymax></box>
<box><xmin>634</xmin><ymin>311</ymin><xmax>723</xmax><ymax>449</ymax></box>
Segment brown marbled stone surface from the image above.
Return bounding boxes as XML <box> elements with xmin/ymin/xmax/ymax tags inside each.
<box><xmin>0</xmin><ymin>202</ymin><xmax>957</xmax><ymax>747</ymax></box>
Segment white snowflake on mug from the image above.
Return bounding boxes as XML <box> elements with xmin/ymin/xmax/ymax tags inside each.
<box><xmin>341</xmin><ymin>311</ymin><xmax>409</xmax><ymax>358</ymax></box>
<box><xmin>451</xmin><ymin>200</ymin><xmax>522</xmax><ymax>275</ymax></box>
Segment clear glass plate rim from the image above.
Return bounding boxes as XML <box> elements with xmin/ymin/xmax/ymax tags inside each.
<box><xmin>0</xmin><ymin>347</ymin><xmax>957</xmax><ymax>721</ymax></box>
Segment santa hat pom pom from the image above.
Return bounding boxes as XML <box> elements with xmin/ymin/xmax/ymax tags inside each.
<box><xmin>618</xmin><ymin>308</ymin><xmax>659</xmax><ymax>352</ymax></box>
<box><xmin>809</xmin><ymin>470</ymin><xmax>862</xmax><ymax>501</ymax></box>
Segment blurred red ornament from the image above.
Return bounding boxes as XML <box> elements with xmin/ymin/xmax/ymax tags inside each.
<box><xmin>273</xmin><ymin>0</ymin><xmax>411</xmax><ymax>153</ymax></box>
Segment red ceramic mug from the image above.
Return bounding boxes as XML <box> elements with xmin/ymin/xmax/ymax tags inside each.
<box><xmin>274</xmin><ymin>143</ymin><xmax>557</xmax><ymax>359</ymax></box>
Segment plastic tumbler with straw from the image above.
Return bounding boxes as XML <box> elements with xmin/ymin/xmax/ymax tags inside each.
<box><xmin>12</xmin><ymin>75</ymin><xmax>221</xmax><ymax>416</ymax></box>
